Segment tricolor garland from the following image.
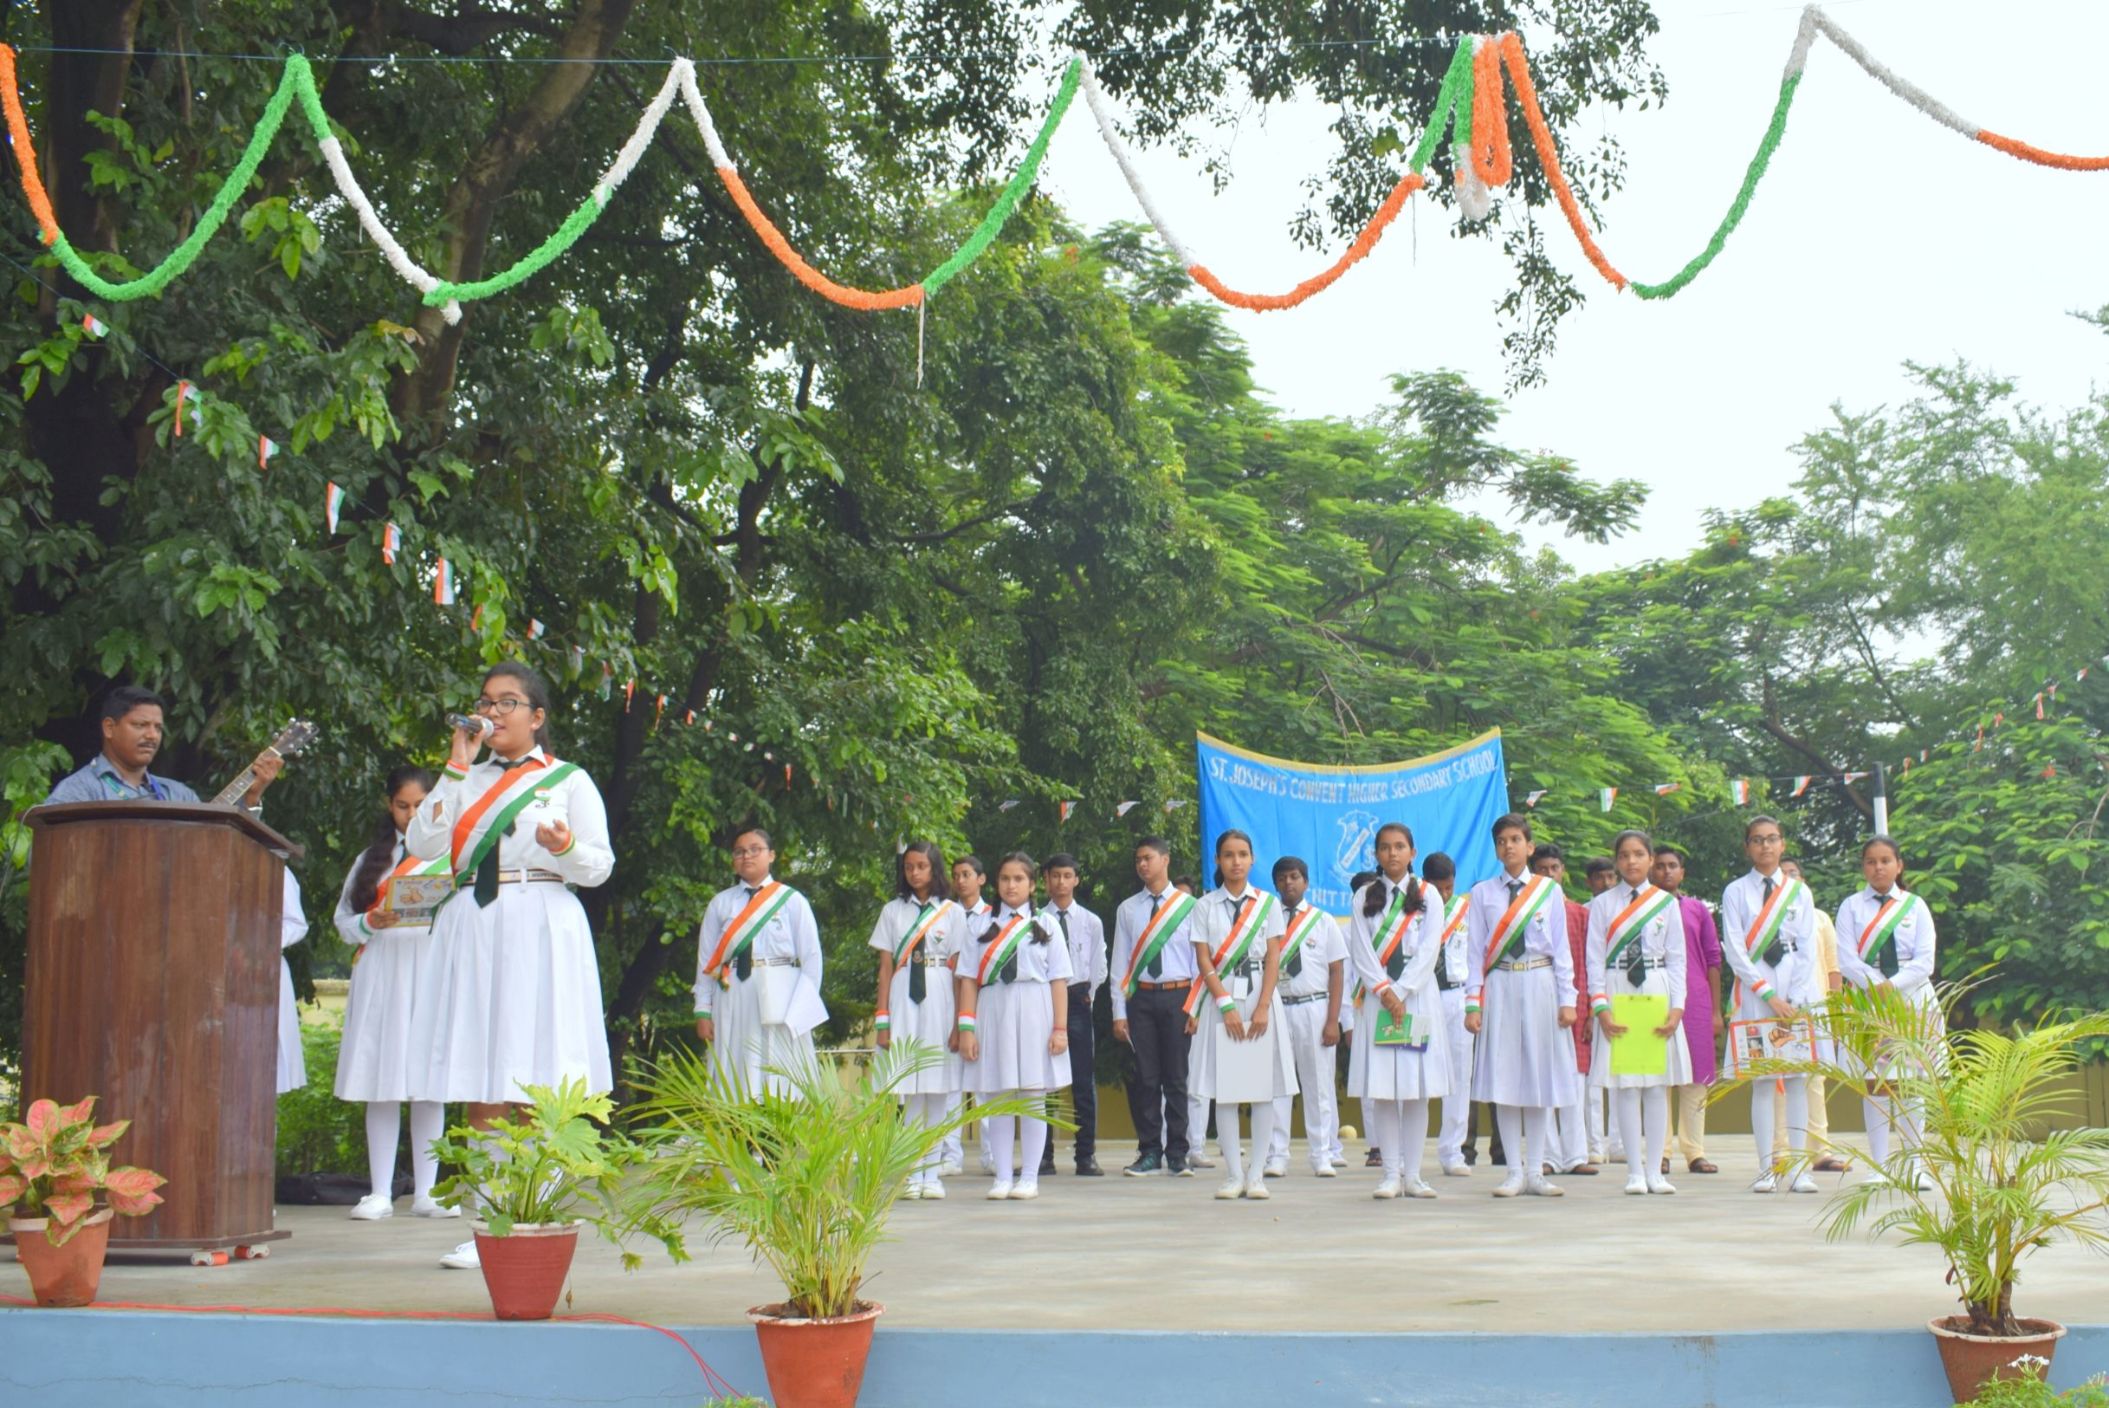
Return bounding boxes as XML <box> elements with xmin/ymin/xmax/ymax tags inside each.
<box><xmin>2</xmin><ymin>6</ymin><xmax>2104</xmax><ymax>330</ymax></box>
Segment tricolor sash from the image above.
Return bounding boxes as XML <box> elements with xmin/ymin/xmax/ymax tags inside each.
<box><xmin>1279</xmin><ymin>904</ymin><xmax>1325</xmax><ymax>971</ymax></box>
<box><xmin>1183</xmin><ymin>891</ymin><xmax>1276</xmax><ymax>1016</ymax></box>
<box><xmin>1483</xmin><ymin>875</ymin><xmax>1558</xmax><ymax>972</ymax></box>
<box><xmin>894</xmin><ymin>899</ymin><xmax>954</xmax><ymax>964</ymax></box>
<box><xmin>974</xmin><ymin>911</ymin><xmax>1038</xmax><ymax>985</ymax></box>
<box><xmin>1605</xmin><ymin>884</ymin><xmax>1678</xmax><ymax>972</ymax></box>
<box><xmin>1740</xmin><ymin>876</ymin><xmax>1805</xmax><ymax>964</ymax></box>
<box><xmin>1857</xmin><ymin>892</ymin><xmax>1920</xmax><ymax>967</ymax></box>
<box><xmin>1371</xmin><ymin>887</ymin><xmax>1417</xmax><ymax>971</ymax></box>
<box><xmin>701</xmin><ymin>881</ymin><xmax>796</xmax><ymax>985</ymax></box>
<box><xmin>1119</xmin><ymin>890</ymin><xmax>1198</xmax><ymax>996</ymax></box>
<box><xmin>448</xmin><ymin>756</ymin><xmax>581</xmax><ymax>875</ymax></box>
<box><xmin>1435</xmin><ymin>894</ymin><xmax>1469</xmax><ymax>986</ymax></box>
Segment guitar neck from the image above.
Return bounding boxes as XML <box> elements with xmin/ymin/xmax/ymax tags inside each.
<box><xmin>212</xmin><ymin>752</ymin><xmax>271</xmax><ymax>806</ymax></box>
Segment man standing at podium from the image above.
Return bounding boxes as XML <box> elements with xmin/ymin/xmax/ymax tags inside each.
<box><xmin>44</xmin><ymin>686</ymin><xmax>280</xmax><ymax>808</ymax></box>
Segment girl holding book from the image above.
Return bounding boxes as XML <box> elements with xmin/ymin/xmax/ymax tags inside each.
<box><xmin>1585</xmin><ymin>829</ymin><xmax>1690</xmax><ymax>1196</ymax></box>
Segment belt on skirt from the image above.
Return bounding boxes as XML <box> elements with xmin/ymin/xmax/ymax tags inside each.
<box><xmin>489</xmin><ymin>868</ymin><xmax>565</xmax><ymax>885</ymax></box>
<box><xmin>1131</xmin><ymin>979</ymin><xmax>1190</xmax><ymax>991</ymax></box>
<box><xmin>1283</xmin><ymin>991</ymin><xmax>1329</xmax><ymax>1006</ymax></box>
<box><xmin>1495</xmin><ymin>955</ymin><xmax>1553</xmax><ymax>972</ymax></box>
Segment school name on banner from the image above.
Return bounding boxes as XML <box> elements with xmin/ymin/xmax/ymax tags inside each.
<box><xmin>1196</xmin><ymin>730</ymin><xmax>1508</xmax><ymax>918</ymax></box>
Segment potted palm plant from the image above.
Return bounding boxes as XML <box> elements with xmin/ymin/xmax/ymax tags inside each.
<box><xmin>428</xmin><ymin>1077</ymin><xmax>676</xmax><ymax>1321</ymax></box>
<box><xmin>0</xmin><ymin>1095</ymin><xmax>166</xmax><ymax>1307</ymax></box>
<box><xmin>1727</xmin><ymin>980</ymin><xmax>2109</xmax><ymax>1402</ymax></box>
<box><xmin>625</xmin><ymin>1042</ymin><xmax>1052</xmax><ymax>1408</ymax></box>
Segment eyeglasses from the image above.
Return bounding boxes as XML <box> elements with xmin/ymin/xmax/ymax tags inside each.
<box><xmin>1748</xmin><ymin>833</ymin><xmax>1786</xmax><ymax>846</ymax></box>
<box><xmin>731</xmin><ymin>845</ymin><xmax>771</xmax><ymax>859</ymax></box>
<box><xmin>473</xmin><ymin>698</ymin><xmax>530</xmax><ymax>716</ymax></box>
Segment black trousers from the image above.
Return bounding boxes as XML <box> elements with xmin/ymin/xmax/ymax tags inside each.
<box><xmin>1125</xmin><ymin>985</ymin><xmax>1190</xmax><ymax>1160</ymax></box>
<box><xmin>1067</xmin><ymin>982</ymin><xmax>1096</xmax><ymax>1161</ymax></box>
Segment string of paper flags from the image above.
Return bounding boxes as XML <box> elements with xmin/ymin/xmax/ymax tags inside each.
<box><xmin>4</xmin><ymin>5</ymin><xmax>2107</xmax><ymax>333</ymax></box>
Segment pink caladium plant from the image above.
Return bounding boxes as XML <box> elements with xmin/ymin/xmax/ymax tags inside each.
<box><xmin>0</xmin><ymin>1095</ymin><xmax>166</xmax><ymax>1245</ymax></box>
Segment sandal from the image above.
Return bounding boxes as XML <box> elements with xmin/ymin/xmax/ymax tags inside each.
<box><xmin>1687</xmin><ymin>1158</ymin><xmax>1719</xmax><ymax>1174</ymax></box>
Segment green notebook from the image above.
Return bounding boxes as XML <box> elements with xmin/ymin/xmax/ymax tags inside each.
<box><xmin>1374</xmin><ymin>1007</ymin><xmax>1422</xmax><ymax>1048</ymax></box>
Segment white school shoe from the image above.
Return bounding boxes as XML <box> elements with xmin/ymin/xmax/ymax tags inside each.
<box><xmin>1329</xmin><ymin>1155</ymin><xmax>1349</xmax><ymax>1169</ymax></box>
<box><xmin>1372</xmin><ymin>1176</ymin><xmax>1403</xmax><ymax>1199</ymax></box>
<box><xmin>1442</xmin><ymin>1163</ymin><xmax>1473</xmax><ymax>1178</ymax></box>
<box><xmin>1214</xmin><ymin>1178</ymin><xmax>1245</xmax><ymax>1201</ymax></box>
<box><xmin>439</xmin><ymin>1240</ymin><xmax>480</xmax><ymax>1271</ymax></box>
<box><xmin>1312</xmin><ymin>1163</ymin><xmax>1337</xmax><ymax>1179</ymax></box>
<box><xmin>1406</xmin><ymin>1180</ymin><xmax>1438</xmax><ymax>1200</ymax></box>
<box><xmin>1187</xmin><ymin>1153</ymin><xmax>1216</xmax><ymax>1170</ymax></box>
<box><xmin>1624</xmin><ymin>1174</ymin><xmax>1650</xmax><ymax>1196</ymax></box>
<box><xmin>921</xmin><ymin>1178</ymin><xmax>946</xmax><ymax>1201</ymax></box>
<box><xmin>348</xmin><ymin>1193</ymin><xmax>394</xmax><ymax>1221</ymax></box>
<box><xmin>901</xmin><ymin>1182</ymin><xmax>923</xmax><ymax>1201</ymax></box>
<box><xmin>1009</xmin><ymin>1179</ymin><xmax>1039</xmax><ymax>1200</ymax></box>
<box><xmin>1751</xmin><ymin>1172</ymin><xmax>1779</xmax><ymax>1194</ymax></box>
<box><xmin>1244</xmin><ymin>1172</ymin><xmax>1272</xmax><ymax>1201</ymax></box>
<box><xmin>1524</xmin><ymin>1174</ymin><xmax>1564</xmax><ymax>1197</ymax></box>
<box><xmin>939</xmin><ymin>1158</ymin><xmax>965</xmax><ymax>1177</ymax></box>
<box><xmin>1789</xmin><ymin>1172</ymin><xmax>1820</xmax><ymax>1194</ymax></box>
<box><xmin>987</xmin><ymin>1179</ymin><xmax>1014</xmax><ymax>1201</ymax></box>
<box><xmin>410</xmin><ymin>1196</ymin><xmax>460</xmax><ymax>1219</ymax></box>
<box><xmin>1646</xmin><ymin>1173</ymin><xmax>1678</xmax><ymax>1195</ymax></box>
<box><xmin>1262</xmin><ymin>1158</ymin><xmax>1288</xmax><ymax>1179</ymax></box>
<box><xmin>1492</xmin><ymin>1173</ymin><xmax>1527</xmax><ymax>1198</ymax></box>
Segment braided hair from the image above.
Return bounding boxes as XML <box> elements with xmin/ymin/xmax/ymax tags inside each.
<box><xmin>347</xmin><ymin>765</ymin><xmax>437</xmax><ymax>913</ymax></box>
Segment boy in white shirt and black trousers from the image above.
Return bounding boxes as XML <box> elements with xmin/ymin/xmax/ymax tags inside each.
<box><xmin>1111</xmin><ymin>838</ymin><xmax>1202</xmax><ymax>1176</ymax></box>
<box><xmin>1042</xmin><ymin>854</ymin><xmax>1108</xmax><ymax>1176</ymax></box>
<box><xmin>1265</xmin><ymin>855</ymin><xmax>1346</xmax><ymax>1178</ymax></box>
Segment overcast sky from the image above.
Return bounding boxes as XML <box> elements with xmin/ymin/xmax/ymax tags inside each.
<box><xmin>1034</xmin><ymin>0</ymin><xmax>2107</xmax><ymax>575</ymax></box>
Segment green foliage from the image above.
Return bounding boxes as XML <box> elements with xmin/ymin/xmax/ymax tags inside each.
<box><xmin>624</xmin><ymin>1042</ymin><xmax>1050</xmax><ymax>1318</ymax></box>
<box><xmin>1721</xmin><ymin>981</ymin><xmax>2109</xmax><ymax>1336</ymax></box>
<box><xmin>0</xmin><ymin>1094</ymin><xmax>166</xmax><ymax>1245</ymax></box>
<box><xmin>273</xmin><ymin>1018</ymin><xmax>365</xmax><ymax>1181</ymax></box>
<box><xmin>1962</xmin><ymin>1363</ymin><xmax>2109</xmax><ymax>1408</ymax></box>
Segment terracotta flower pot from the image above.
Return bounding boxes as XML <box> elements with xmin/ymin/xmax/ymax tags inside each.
<box><xmin>749</xmin><ymin>1300</ymin><xmax>884</xmax><ymax>1408</ymax></box>
<box><xmin>472</xmin><ymin>1220</ymin><xmax>580</xmax><ymax>1321</ymax></box>
<box><xmin>10</xmin><ymin>1208</ymin><xmax>114</xmax><ymax>1308</ymax></box>
<box><xmin>1929</xmin><ymin>1315</ymin><xmax>2068</xmax><ymax>1402</ymax></box>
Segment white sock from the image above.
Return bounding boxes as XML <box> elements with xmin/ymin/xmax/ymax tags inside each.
<box><xmin>1522</xmin><ymin>1106</ymin><xmax>1549</xmax><ymax>1175</ymax></box>
<box><xmin>905</xmin><ymin>1094</ymin><xmax>942</xmax><ymax>1179</ymax></box>
<box><xmin>1863</xmin><ymin>1094</ymin><xmax>1894</xmax><ymax>1167</ymax></box>
<box><xmin>1752</xmin><ymin>1080</ymin><xmax>1778</xmax><ymax>1171</ymax></box>
<box><xmin>1784</xmin><ymin>1078</ymin><xmax>1810</xmax><ymax>1163</ymax></box>
<box><xmin>1397</xmin><ymin>1099</ymin><xmax>1429</xmax><ymax>1184</ymax></box>
<box><xmin>1250</xmin><ymin>1101</ymin><xmax>1278</xmax><ymax>1179</ymax></box>
<box><xmin>988</xmin><ymin>1113</ymin><xmax>1016</xmax><ymax>1180</ymax></box>
<box><xmin>1217</xmin><ymin>1101</ymin><xmax>1244</xmax><ymax>1183</ymax></box>
<box><xmin>408</xmin><ymin>1101</ymin><xmax>444</xmax><ymax>1201</ymax></box>
<box><xmin>1495</xmin><ymin>1105</ymin><xmax>1524</xmax><ymax>1177</ymax></box>
<box><xmin>1370</xmin><ymin>1101</ymin><xmax>1403</xmax><ymax>1177</ymax></box>
<box><xmin>1020</xmin><ymin>1114</ymin><xmax>1048</xmax><ymax>1180</ymax></box>
<box><xmin>1643</xmin><ymin>1087</ymin><xmax>1669</xmax><ymax>1175</ymax></box>
<box><xmin>1616</xmin><ymin>1089</ymin><xmax>1646</xmax><ymax>1178</ymax></box>
<box><xmin>364</xmin><ymin>1101</ymin><xmax>401</xmax><ymax>1201</ymax></box>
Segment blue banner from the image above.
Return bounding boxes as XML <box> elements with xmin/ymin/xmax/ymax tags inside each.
<box><xmin>1195</xmin><ymin>730</ymin><xmax>1510</xmax><ymax>916</ymax></box>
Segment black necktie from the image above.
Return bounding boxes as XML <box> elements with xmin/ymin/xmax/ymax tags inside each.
<box><xmin>1759</xmin><ymin>875</ymin><xmax>1785</xmax><ymax>966</ymax></box>
<box><xmin>908</xmin><ymin>903</ymin><xmax>927</xmax><ymax>1004</ymax></box>
<box><xmin>1623</xmin><ymin>886</ymin><xmax>1649</xmax><ymax>984</ymax></box>
<box><xmin>1507</xmin><ymin>879</ymin><xmax>1523</xmax><ymax>900</ymax></box>
<box><xmin>1285</xmin><ymin>906</ymin><xmax>1303</xmax><ymax>978</ymax></box>
<box><xmin>1874</xmin><ymin>893</ymin><xmax>1901</xmax><ymax>977</ymax></box>
<box><xmin>997</xmin><ymin>915</ymin><xmax>1020</xmax><ymax>984</ymax></box>
<box><xmin>1146</xmin><ymin>894</ymin><xmax>1166</xmax><ymax>977</ymax></box>
<box><xmin>472</xmin><ymin>757</ymin><xmax>530</xmax><ymax>908</ymax></box>
<box><xmin>736</xmin><ymin>885</ymin><xmax>758</xmax><ymax>981</ymax></box>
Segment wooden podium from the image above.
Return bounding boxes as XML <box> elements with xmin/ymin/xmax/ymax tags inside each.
<box><xmin>23</xmin><ymin>801</ymin><xmax>299</xmax><ymax>1259</ymax></box>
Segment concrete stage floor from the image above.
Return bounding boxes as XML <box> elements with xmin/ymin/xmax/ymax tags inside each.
<box><xmin>61</xmin><ymin>1136</ymin><xmax>2109</xmax><ymax>1336</ymax></box>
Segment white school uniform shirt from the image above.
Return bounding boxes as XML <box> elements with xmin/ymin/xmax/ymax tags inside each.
<box><xmin>1344</xmin><ymin>878</ymin><xmax>1441</xmax><ymax>999</ymax></box>
<box><xmin>1719</xmin><ymin>867</ymin><xmax>1822</xmax><ymax>1007</ymax></box>
<box><xmin>331</xmin><ymin>835</ymin><xmax>437</xmax><ymax>943</ymax></box>
<box><xmin>1276</xmin><ymin>901</ymin><xmax>1347</xmax><ymax>1000</ymax></box>
<box><xmin>1108</xmin><ymin>885</ymin><xmax>1201</xmax><ymax>1019</ymax></box>
<box><xmin>866</xmin><ymin>894</ymin><xmax>969</xmax><ymax>966</ymax></box>
<box><xmin>1834</xmin><ymin>886</ymin><xmax>1938</xmax><ymax>999</ymax></box>
<box><xmin>1432</xmin><ymin>891</ymin><xmax>1472</xmax><ymax>990</ymax></box>
<box><xmin>1463</xmin><ymin>869</ymin><xmax>1575</xmax><ymax>1009</ymax></box>
<box><xmin>405</xmin><ymin>747</ymin><xmax>616</xmax><ymax>886</ymax></box>
<box><xmin>1047</xmin><ymin>901</ymin><xmax>1108</xmax><ymax>993</ymax></box>
<box><xmin>692</xmin><ymin>874</ymin><xmax>825</xmax><ymax>1019</ymax></box>
<box><xmin>1584</xmin><ymin>880</ymin><xmax>1688</xmax><ymax>1011</ymax></box>
<box><xmin>963</xmin><ymin>903</ymin><xmax>1073</xmax><ymax>985</ymax></box>
<box><xmin>1189</xmin><ymin>884</ymin><xmax>1287</xmax><ymax>999</ymax></box>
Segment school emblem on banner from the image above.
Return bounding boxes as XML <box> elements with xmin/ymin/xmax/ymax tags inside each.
<box><xmin>1331</xmin><ymin>810</ymin><xmax>1380</xmax><ymax>886</ymax></box>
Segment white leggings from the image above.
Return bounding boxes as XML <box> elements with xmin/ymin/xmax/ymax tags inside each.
<box><xmin>903</xmin><ymin>1093</ymin><xmax>953</xmax><ymax>1181</ymax></box>
<box><xmin>1613</xmin><ymin>1087</ymin><xmax>1669</xmax><ymax>1180</ymax></box>
<box><xmin>365</xmin><ymin>1101</ymin><xmax>445</xmax><ymax>1202</ymax></box>
<box><xmin>1214</xmin><ymin>1100</ymin><xmax>1278</xmax><ymax>1184</ymax></box>
<box><xmin>984</xmin><ymin>1102</ymin><xmax>1048</xmax><ymax>1183</ymax></box>
<box><xmin>1366</xmin><ymin>1099</ymin><xmax>1431</xmax><ymax>1184</ymax></box>
<box><xmin>1751</xmin><ymin>1076</ymin><xmax>1809</xmax><ymax>1172</ymax></box>
<box><xmin>1493</xmin><ymin>1104</ymin><xmax>1550</xmax><ymax>1180</ymax></box>
<box><xmin>1862</xmin><ymin>1088</ymin><xmax>1924</xmax><ymax>1173</ymax></box>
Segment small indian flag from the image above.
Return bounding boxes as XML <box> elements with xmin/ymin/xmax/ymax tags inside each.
<box><xmin>173</xmin><ymin>380</ymin><xmax>199</xmax><ymax>436</ymax></box>
<box><xmin>2081</xmin><ymin>668</ymin><xmax>2092</xmax><ymax>682</ymax></box>
<box><xmin>1115</xmin><ymin>800</ymin><xmax>1140</xmax><ymax>817</ymax></box>
<box><xmin>654</xmin><ymin>693</ymin><xmax>667</xmax><ymax>723</ymax></box>
<box><xmin>1791</xmin><ymin>775</ymin><xmax>1812</xmax><ymax>798</ymax></box>
<box><xmin>1059</xmin><ymin>800</ymin><xmax>1076</xmax><ymax>823</ymax></box>
<box><xmin>1524</xmin><ymin>789</ymin><xmax>1548</xmax><ymax>808</ymax></box>
<box><xmin>470</xmin><ymin>602</ymin><xmax>485</xmax><ymax>631</ymax></box>
<box><xmin>257</xmin><ymin>435</ymin><xmax>277</xmax><ymax>469</ymax></box>
<box><xmin>2035</xmin><ymin>693</ymin><xmax>2045</xmax><ymax>719</ymax></box>
<box><xmin>685</xmin><ymin>709</ymin><xmax>696</xmax><ymax>726</ymax></box>
<box><xmin>324</xmin><ymin>482</ymin><xmax>343</xmax><ymax>534</ymax></box>
<box><xmin>381</xmin><ymin>522</ymin><xmax>400</xmax><ymax>565</ymax></box>
<box><xmin>81</xmin><ymin>314</ymin><xmax>107</xmax><ymax>338</ymax></box>
<box><xmin>1598</xmin><ymin>788</ymin><xmax>1617</xmax><ymax>812</ymax></box>
<box><xmin>1653</xmin><ymin>782</ymin><xmax>1681</xmax><ymax>797</ymax></box>
<box><xmin>526</xmin><ymin>619</ymin><xmax>545</xmax><ymax>641</ymax></box>
<box><xmin>1844</xmin><ymin>771</ymin><xmax>1869</xmax><ymax>784</ymax></box>
<box><xmin>432</xmin><ymin>559</ymin><xmax>455</xmax><ymax>606</ymax></box>
<box><xmin>1732</xmin><ymin>779</ymin><xmax>1751</xmax><ymax>805</ymax></box>
<box><xmin>2043</xmin><ymin>764</ymin><xmax>2058</xmax><ymax>780</ymax></box>
<box><xmin>1165</xmin><ymin>799</ymin><xmax>1189</xmax><ymax>812</ymax></box>
<box><xmin>998</xmin><ymin>799</ymin><xmax>1021</xmax><ymax>813</ymax></box>
<box><xmin>1974</xmin><ymin>727</ymin><xmax>1985</xmax><ymax>753</ymax></box>
<box><xmin>571</xmin><ymin>645</ymin><xmax>587</xmax><ymax>673</ymax></box>
<box><xmin>597</xmin><ymin>665</ymin><xmax>612</xmax><ymax>700</ymax></box>
<box><xmin>784</xmin><ymin>763</ymin><xmax>794</xmax><ymax>787</ymax></box>
<box><xmin>624</xmin><ymin>678</ymin><xmax>635</xmax><ymax>711</ymax></box>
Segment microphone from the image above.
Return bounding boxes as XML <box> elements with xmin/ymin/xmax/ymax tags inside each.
<box><xmin>447</xmin><ymin>712</ymin><xmax>494</xmax><ymax>741</ymax></box>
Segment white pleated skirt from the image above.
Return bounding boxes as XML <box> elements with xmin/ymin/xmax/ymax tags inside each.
<box><xmin>276</xmin><ymin>957</ymin><xmax>306</xmax><ymax>1094</ymax></box>
<box><xmin>1347</xmin><ymin>981</ymin><xmax>1451</xmax><ymax>1101</ymax></box>
<box><xmin>966</xmin><ymin>979</ymin><xmax>1070</xmax><ymax>1094</ymax></box>
<box><xmin>1589</xmin><ymin>967</ymin><xmax>1694</xmax><ymax>1091</ymax></box>
<box><xmin>884</xmin><ymin>961</ymin><xmax>964</xmax><ymax>1094</ymax></box>
<box><xmin>1189</xmin><ymin>989</ymin><xmax>1300</xmax><ymax>1101</ymax></box>
<box><xmin>1470</xmin><ymin>963</ymin><xmax>1581</xmax><ymax>1108</ymax></box>
<box><xmin>408</xmin><ymin>882</ymin><xmax>612</xmax><ymax>1103</ymax></box>
<box><xmin>707</xmin><ymin>967</ymin><xmax>820</xmax><ymax>1098</ymax></box>
<box><xmin>334</xmin><ymin>929</ymin><xmax>442</xmax><ymax>1101</ymax></box>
